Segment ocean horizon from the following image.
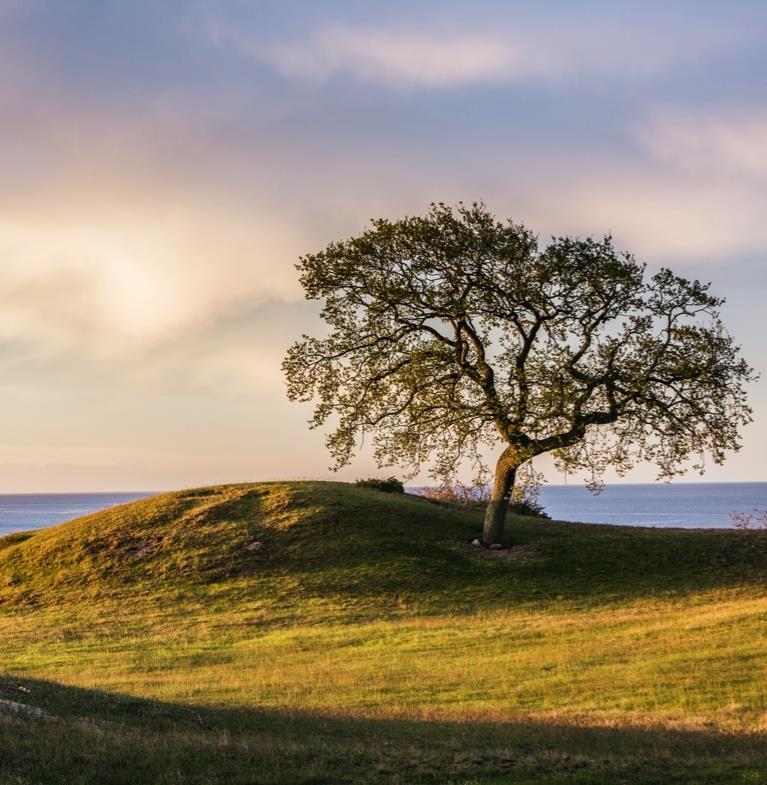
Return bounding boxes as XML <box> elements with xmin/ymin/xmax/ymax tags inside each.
<box><xmin>538</xmin><ymin>481</ymin><xmax>767</xmax><ymax>528</ymax></box>
<box><xmin>0</xmin><ymin>492</ymin><xmax>154</xmax><ymax>537</ymax></box>
<box><xmin>0</xmin><ymin>482</ymin><xmax>766</xmax><ymax>536</ymax></box>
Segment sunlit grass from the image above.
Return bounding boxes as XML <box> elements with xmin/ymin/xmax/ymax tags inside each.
<box><xmin>3</xmin><ymin>592</ymin><xmax>767</xmax><ymax>731</ymax></box>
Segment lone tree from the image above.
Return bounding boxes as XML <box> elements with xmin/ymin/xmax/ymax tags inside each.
<box><xmin>283</xmin><ymin>203</ymin><xmax>754</xmax><ymax>543</ymax></box>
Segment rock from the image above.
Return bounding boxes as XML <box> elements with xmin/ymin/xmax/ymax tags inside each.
<box><xmin>0</xmin><ymin>699</ymin><xmax>52</xmax><ymax>720</ymax></box>
<box><xmin>489</xmin><ymin>543</ymin><xmax>504</xmax><ymax>550</ymax></box>
<box><xmin>134</xmin><ymin>541</ymin><xmax>155</xmax><ymax>558</ymax></box>
<box><xmin>470</xmin><ymin>538</ymin><xmax>482</xmax><ymax>547</ymax></box>
<box><xmin>245</xmin><ymin>541</ymin><xmax>263</xmax><ymax>551</ymax></box>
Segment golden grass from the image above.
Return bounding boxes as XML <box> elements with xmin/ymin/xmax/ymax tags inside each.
<box><xmin>2</xmin><ymin>589</ymin><xmax>766</xmax><ymax>733</ymax></box>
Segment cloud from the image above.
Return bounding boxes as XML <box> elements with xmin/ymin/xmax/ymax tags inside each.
<box><xmin>638</xmin><ymin>109</ymin><xmax>767</xmax><ymax>179</ymax></box>
<box><xmin>213</xmin><ymin>11</ymin><xmax>761</xmax><ymax>89</ymax></box>
<box><xmin>573</xmin><ymin>106</ymin><xmax>767</xmax><ymax>259</ymax></box>
<box><xmin>257</xmin><ymin>28</ymin><xmax>536</xmax><ymax>87</ymax></box>
<box><xmin>3</xmin><ymin>97</ymin><xmax>765</xmax><ymax>379</ymax></box>
<box><xmin>0</xmin><ymin>197</ymin><xmax>307</xmax><ymax>361</ymax></box>
<box><xmin>476</xmin><ymin>104</ymin><xmax>767</xmax><ymax>262</ymax></box>
<box><xmin>0</xmin><ymin>79</ymin><xmax>317</xmax><ymax>364</ymax></box>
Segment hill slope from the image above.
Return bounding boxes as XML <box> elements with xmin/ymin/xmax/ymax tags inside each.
<box><xmin>1</xmin><ymin>482</ymin><xmax>767</xmax><ymax>784</ymax></box>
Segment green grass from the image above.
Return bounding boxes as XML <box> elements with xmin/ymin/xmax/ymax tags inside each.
<box><xmin>1</xmin><ymin>481</ymin><xmax>767</xmax><ymax>783</ymax></box>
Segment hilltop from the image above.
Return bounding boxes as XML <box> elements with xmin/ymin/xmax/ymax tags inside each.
<box><xmin>1</xmin><ymin>482</ymin><xmax>767</xmax><ymax>784</ymax></box>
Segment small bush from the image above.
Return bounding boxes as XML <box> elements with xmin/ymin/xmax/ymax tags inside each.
<box><xmin>508</xmin><ymin>498</ymin><xmax>550</xmax><ymax>520</ymax></box>
<box><xmin>355</xmin><ymin>477</ymin><xmax>405</xmax><ymax>494</ymax></box>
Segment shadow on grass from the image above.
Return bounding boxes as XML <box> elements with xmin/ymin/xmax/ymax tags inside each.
<box><xmin>1</xmin><ymin>676</ymin><xmax>765</xmax><ymax>785</ymax></box>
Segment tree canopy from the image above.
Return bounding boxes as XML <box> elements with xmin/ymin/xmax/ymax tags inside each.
<box><xmin>283</xmin><ymin>203</ymin><xmax>754</xmax><ymax>542</ymax></box>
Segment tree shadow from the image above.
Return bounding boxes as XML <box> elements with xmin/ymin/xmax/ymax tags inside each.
<box><xmin>1</xmin><ymin>675</ymin><xmax>765</xmax><ymax>784</ymax></box>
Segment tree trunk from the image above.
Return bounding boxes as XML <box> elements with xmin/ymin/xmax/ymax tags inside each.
<box><xmin>482</xmin><ymin>448</ymin><xmax>518</xmax><ymax>544</ymax></box>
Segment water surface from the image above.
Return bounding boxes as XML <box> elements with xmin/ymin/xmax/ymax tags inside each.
<box><xmin>0</xmin><ymin>493</ymin><xmax>153</xmax><ymax>536</ymax></box>
<box><xmin>539</xmin><ymin>482</ymin><xmax>767</xmax><ymax>528</ymax></box>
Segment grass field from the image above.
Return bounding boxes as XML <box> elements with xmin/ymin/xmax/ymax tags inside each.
<box><xmin>1</xmin><ymin>481</ymin><xmax>767</xmax><ymax>783</ymax></box>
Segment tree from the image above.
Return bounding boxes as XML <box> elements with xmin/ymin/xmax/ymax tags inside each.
<box><xmin>283</xmin><ymin>203</ymin><xmax>754</xmax><ymax>543</ymax></box>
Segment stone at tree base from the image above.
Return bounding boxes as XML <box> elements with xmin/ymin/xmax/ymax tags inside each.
<box><xmin>489</xmin><ymin>543</ymin><xmax>504</xmax><ymax>550</ymax></box>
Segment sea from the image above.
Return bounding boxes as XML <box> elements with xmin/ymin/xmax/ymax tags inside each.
<box><xmin>0</xmin><ymin>483</ymin><xmax>766</xmax><ymax>536</ymax></box>
<box><xmin>0</xmin><ymin>493</ymin><xmax>153</xmax><ymax>537</ymax></box>
<box><xmin>538</xmin><ymin>482</ymin><xmax>767</xmax><ymax>528</ymax></box>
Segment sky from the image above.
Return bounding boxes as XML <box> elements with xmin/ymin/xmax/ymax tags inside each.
<box><xmin>0</xmin><ymin>0</ymin><xmax>765</xmax><ymax>491</ymax></box>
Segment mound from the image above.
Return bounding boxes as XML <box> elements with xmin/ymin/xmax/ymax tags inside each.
<box><xmin>0</xmin><ymin>482</ymin><xmax>480</xmax><ymax>611</ymax></box>
<box><xmin>1</xmin><ymin>481</ymin><xmax>765</xmax><ymax>617</ymax></box>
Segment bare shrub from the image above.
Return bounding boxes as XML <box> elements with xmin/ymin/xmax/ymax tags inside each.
<box><xmin>421</xmin><ymin>482</ymin><xmax>549</xmax><ymax>519</ymax></box>
<box><xmin>730</xmin><ymin>509</ymin><xmax>767</xmax><ymax>530</ymax></box>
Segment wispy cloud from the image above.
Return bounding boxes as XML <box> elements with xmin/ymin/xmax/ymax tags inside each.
<box><xmin>214</xmin><ymin>12</ymin><xmax>760</xmax><ymax>89</ymax></box>
<box><xmin>256</xmin><ymin>28</ymin><xmax>537</xmax><ymax>87</ymax></box>
<box><xmin>638</xmin><ymin>108</ymin><xmax>767</xmax><ymax>179</ymax></box>
<box><xmin>498</xmin><ymin>106</ymin><xmax>767</xmax><ymax>262</ymax></box>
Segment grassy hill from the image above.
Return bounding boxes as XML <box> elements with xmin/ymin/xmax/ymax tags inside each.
<box><xmin>1</xmin><ymin>481</ymin><xmax>767</xmax><ymax>784</ymax></box>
